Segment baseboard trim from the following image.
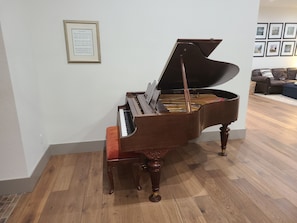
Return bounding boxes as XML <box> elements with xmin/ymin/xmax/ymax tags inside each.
<box><xmin>50</xmin><ymin>140</ymin><xmax>105</xmax><ymax>155</ymax></box>
<box><xmin>0</xmin><ymin>148</ymin><xmax>52</xmax><ymax>195</ymax></box>
<box><xmin>0</xmin><ymin>140</ymin><xmax>105</xmax><ymax>195</ymax></box>
<box><xmin>0</xmin><ymin>129</ymin><xmax>245</xmax><ymax>195</ymax></box>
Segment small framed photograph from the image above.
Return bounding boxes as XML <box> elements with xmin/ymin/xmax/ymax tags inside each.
<box><xmin>283</xmin><ymin>23</ymin><xmax>297</xmax><ymax>39</ymax></box>
<box><xmin>253</xmin><ymin>41</ymin><xmax>266</xmax><ymax>57</ymax></box>
<box><xmin>266</xmin><ymin>41</ymin><xmax>281</xmax><ymax>56</ymax></box>
<box><xmin>63</xmin><ymin>20</ymin><xmax>101</xmax><ymax>63</ymax></box>
<box><xmin>256</xmin><ymin>23</ymin><xmax>268</xmax><ymax>39</ymax></box>
<box><xmin>280</xmin><ymin>41</ymin><xmax>295</xmax><ymax>56</ymax></box>
<box><xmin>268</xmin><ymin>23</ymin><xmax>283</xmax><ymax>39</ymax></box>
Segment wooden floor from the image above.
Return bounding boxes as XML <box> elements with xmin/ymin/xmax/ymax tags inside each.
<box><xmin>7</xmin><ymin>95</ymin><xmax>297</xmax><ymax>223</ymax></box>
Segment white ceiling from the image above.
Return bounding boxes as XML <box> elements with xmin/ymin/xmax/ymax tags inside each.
<box><xmin>260</xmin><ymin>0</ymin><xmax>297</xmax><ymax>8</ymax></box>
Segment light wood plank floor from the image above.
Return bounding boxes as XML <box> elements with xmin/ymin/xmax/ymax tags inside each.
<box><xmin>7</xmin><ymin>95</ymin><xmax>297</xmax><ymax>223</ymax></box>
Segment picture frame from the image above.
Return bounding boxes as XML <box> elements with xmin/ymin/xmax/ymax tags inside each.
<box><xmin>63</xmin><ymin>20</ymin><xmax>101</xmax><ymax>63</ymax></box>
<box><xmin>280</xmin><ymin>41</ymin><xmax>295</xmax><ymax>56</ymax></box>
<box><xmin>266</xmin><ymin>41</ymin><xmax>281</xmax><ymax>56</ymax></box>
<box><xmin>283</xmin><ymin>23</ymin><xmax>297</xmax><ymax>39</ymax></box>
<box><xmin>256</xmin><ymin>23</ymin><xmax>268</xmax><ymax>39</ymax></box>
<box><xmin>253</xmin><ymin>41</ymin><xmax>266</xmax><ymax>57</ymax></box>
<box><xmin>268</xmin><ymin>23</ymin><xmax>283</xmax><ymax>39</ymax></box>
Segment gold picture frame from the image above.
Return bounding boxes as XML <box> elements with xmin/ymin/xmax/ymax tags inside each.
<box><xmin>63</xmin><ymin>20</ymin><xmax>101</xmax><ymax>63</ymax></box>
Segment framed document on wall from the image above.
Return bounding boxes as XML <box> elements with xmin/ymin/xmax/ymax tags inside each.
<box><xmin>63</xmin><ymin>20</ymin><xmax>101</xmax><ymax>63</ymax></box>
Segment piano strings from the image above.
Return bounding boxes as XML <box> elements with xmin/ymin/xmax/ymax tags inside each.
<box><xmin>159</xmin><ymin>93</ymin><xmax>225</xmax><ymax>112</ymax></box>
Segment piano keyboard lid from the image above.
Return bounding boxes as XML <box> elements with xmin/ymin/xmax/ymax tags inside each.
<box><xmin>157</xmin><ymin>39</ymin><xmax>240</xmax><ymax>90</ymax></box>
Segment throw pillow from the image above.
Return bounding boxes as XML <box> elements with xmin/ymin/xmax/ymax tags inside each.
<box><xmin>287</xmin><ymin>68</ymin><xmax>297</xmax><ymax>80</ymax></box>
<box><xmin>272</xmin><ymin>70</ymin><xmax>287</xmax><ymax>80</ymax></box>
<box><xmin>260</xmin><ymin>69</ymin><xmax>274</xmax><ymax>78</ymax></box>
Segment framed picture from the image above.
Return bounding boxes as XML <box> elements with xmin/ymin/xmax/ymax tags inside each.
<box><xmin>256</xmin><ymin>23</ymin><xmax>268</xmax><ymax>39</ymax></box>
<box><xmin>253</xmin><ymin>41</ymin><xmax>266</xmax><ymax>57</ymax></box>
<box><xmin>268</xmin><ymin>23</ymin><xmax>283</xmax><ymax>39</ymax></box>
<box><xmin>63</xmin><ymin>20</ymin><xmax>101</xmax><ymax>63</ymax></box>
<box><xmin>280</xmin><ymin>41</ymin><xmax>295</xmax><ymax>56</ymax></box>
<box><xmin>283</xmin><ymin>23</ymin><xmax>297</xmax><ymax>39</ymax></box>
<box><xmin>266</xmin><ymin>41</ymin><xmax>281</xmax><ymax>56</ymax></box>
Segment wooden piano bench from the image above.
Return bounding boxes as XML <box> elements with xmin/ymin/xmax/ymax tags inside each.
<box><xmin>105</xmin><ymin>126</ymin><xmax>144</xmax><ymax>194</ymax></box>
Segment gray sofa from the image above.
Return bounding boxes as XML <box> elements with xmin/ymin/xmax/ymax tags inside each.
<box><xmin>251</xmin><ymin>68</ymin><xmax>297</xmax><ymax>95</ymax></box>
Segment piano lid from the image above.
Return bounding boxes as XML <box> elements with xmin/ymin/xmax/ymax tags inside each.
<box><xmin>157</xmin><ymin>39</ymin><xmax>240</xmax><ymax>90</ymax></box>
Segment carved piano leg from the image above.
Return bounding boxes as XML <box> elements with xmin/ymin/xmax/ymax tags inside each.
<box><xmin>147</xmin><ymin>159</ymin><xmax>162</xmax><ymax>202</ymax></box>
<box><xmin>218</xmin><ymin>123</ymin><xmax>230</xmax><ymax>156</ymax></box>
<box><xmin>140</xmin><ymin>149</ymin><xmax>170</xmax><ymax>202</ymax></box>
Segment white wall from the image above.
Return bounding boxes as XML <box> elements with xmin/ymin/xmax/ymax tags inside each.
<box><xmin>0</xmin><ymin>25</ymin><xmax>28</xmax><ymax>179</ymax></box>
<box><xmin>0</xmin><ymin>1</ymin><xmax>48</xmax><ymax>180</ymax></box>
<box><xmin>0</xmin><ymin>0</ymin><xmax>260</xmax><ymax>180</ymax></box>
<box><xmin>34</xmin><ymin>0</ymin><xmax>259</xmax><ymax>143</ymax></box>
<box><xmin>253</xmin><ymin>7</ymin><xmax>297</xmax><ymax>69</ymax></box>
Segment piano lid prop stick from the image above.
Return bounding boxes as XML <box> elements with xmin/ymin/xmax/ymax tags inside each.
<box><xmin>180</xmin><ymin>54</ymin><xmax>192</xmax><ymax>113</ymax></box>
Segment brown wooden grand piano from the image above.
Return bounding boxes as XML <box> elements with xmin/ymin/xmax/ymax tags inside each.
<box><xmin>117</xmin><ymin>39</ymin><xmax>239</xmax><ymax>202</ymax></box>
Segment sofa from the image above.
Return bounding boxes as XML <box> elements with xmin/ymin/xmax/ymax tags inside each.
<box><xmin>251</xmin><ymin>67</ymin><xmax>297</xmax><ymax>95</ymax></box>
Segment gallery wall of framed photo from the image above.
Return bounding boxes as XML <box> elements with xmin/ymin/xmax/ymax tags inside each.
<box><xmin>254</xmin><ymin>22</ymin><xmax>297</xmax><ymax>57</ymax></box>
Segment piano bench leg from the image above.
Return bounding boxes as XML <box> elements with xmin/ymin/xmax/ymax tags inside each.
<box><xmin>133</xmin><ymin>162</ymin><xmax>144</xmax><ymax>191</ymax></box>
<box><xmin>106</xmin><ymin>126</ymin><xmax>144</xmax><ymax>194</ymax></box>
<box><xmin>107</xmin><ymin>162</ymin><xmax>115</xmax><ymax>194</ymax></box>
<box><xmin>106</xmin><ymin>158</ymin><xmax>144</xmax><ymax>194</ymax></box>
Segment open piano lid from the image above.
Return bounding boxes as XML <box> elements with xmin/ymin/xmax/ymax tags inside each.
<box><xmin>157</xmin><ymin>39</ymin><xmax>240</xmax><ymax>90</ymax></box>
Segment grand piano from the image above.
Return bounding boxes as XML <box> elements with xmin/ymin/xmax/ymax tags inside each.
<box><xmin>117</xmin><ymin>39</ymin><xmax>239</xmax><ymax>202</ymax></box>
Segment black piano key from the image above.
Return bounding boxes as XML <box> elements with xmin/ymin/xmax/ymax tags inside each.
<box><xmin>124</xmin><ymin>110</ymin><xmax>135</xmax><ymax>134</ymax></box>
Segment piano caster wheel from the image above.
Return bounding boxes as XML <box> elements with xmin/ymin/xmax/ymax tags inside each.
<box><xmin>218</xmin><ymin>151</ymin><xmax>227</xmax><ymax>156</ymax></box>
<box><xmin>149</xmin><ymin>192</ymin><xmax>161</xmax><ymax>202</ymax></box>
<box><xmin>137</xmin><ymin>185</ymin><xmax>142</xmax><ymax>191</ymax></box>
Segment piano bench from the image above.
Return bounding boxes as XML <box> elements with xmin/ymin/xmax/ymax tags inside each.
<box><xmin>106</xmin><ymin>126</ymin><xmax>144</xmax><ymax>194</ymax></box>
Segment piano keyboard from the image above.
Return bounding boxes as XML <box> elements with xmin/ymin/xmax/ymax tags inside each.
<box><xmin>119</xmin><ymin>108</ymin><xmax>135</xmax><ymax>136</ymax></box>
<box><xmin>119</xmin><ymin>93</ymin><xmax>156</xmax><ymax>137</ymax></box>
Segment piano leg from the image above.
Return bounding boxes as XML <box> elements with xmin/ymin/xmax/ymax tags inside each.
<box><xmin>147</xmin><ymin>159</ymin><xmax>162</xmax><ymax>202</ymax></box>
<box><xmin>139</xmin><ymin>149</ymin><xmax>170</xmax><ymax>202</ymax></box>
<box><xmin>218</xmin><ymin>123</ymin><xmax>230</xmax><ymax>156</ymax></box>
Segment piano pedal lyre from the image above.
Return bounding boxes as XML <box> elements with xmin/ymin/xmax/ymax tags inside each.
<box><xmin>106</xmin><ymin>126</ymin><xmax>145</xmax><ymax>194</ymax></box>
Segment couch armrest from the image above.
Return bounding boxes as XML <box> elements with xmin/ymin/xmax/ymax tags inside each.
<box><xmin>251</xmin><ymin>69</ymin><xmax>261</xmax><ymax>77</ymax></box>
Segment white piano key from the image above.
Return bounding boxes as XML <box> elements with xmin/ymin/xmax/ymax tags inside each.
<box><xmin>119</xmin><ymin>109</ymin><xmax>128</xmax><ymax>136</ymax></box>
